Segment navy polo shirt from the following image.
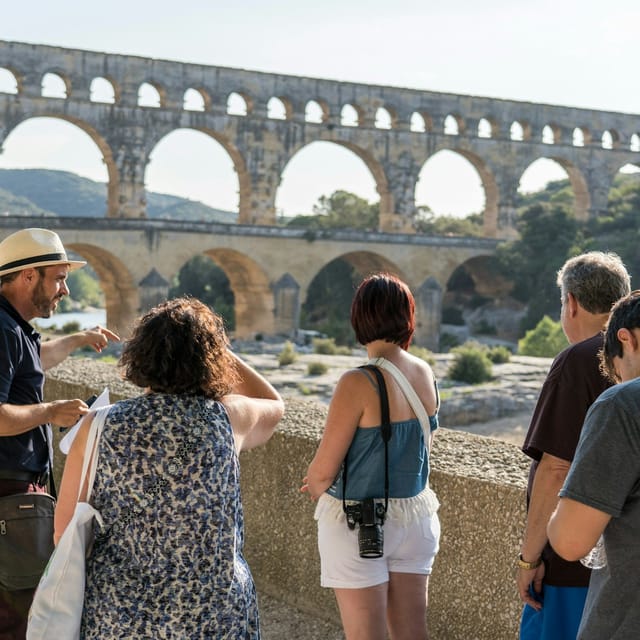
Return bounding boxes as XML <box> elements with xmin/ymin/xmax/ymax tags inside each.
<box><xmin>0</xmin><ymin>294</ymin><xmax>50</xmax><ymax>474</ymax></box>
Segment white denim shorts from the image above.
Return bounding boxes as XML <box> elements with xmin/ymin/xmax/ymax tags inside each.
<box><xmin>317</xmin><ymin>510</ymin><xmax>440</xmax><ymax>589</ymax></box>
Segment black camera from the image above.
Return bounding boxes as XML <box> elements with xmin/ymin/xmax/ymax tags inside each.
<box><xmin>344</xmin><ymin>498</ymin><xmax>386</xmax><ymax>558</ymax></box>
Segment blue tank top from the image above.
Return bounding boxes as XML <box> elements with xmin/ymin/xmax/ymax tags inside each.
<box><xmin>326</xmin><ymin>415</ymin><xmax>437</xmax><ymax>501</ymax></box>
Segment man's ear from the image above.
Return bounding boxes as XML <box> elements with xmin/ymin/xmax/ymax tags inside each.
<box><xmin>617</xmin><ymin>327</ymin><xmax>638</xmax><ymax>352</ymax></box>
<box><xmin>19</xmin><ymin>268</ymin><xmax>38</xmax><ymax>287</ymax></box>
<box><xmin>566</xmin><ymin>292</ymin><xmax>579</xmax><ymax>317</ymax></box>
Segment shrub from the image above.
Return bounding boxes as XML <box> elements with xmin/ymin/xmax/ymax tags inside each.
<box><xmin>62</xmin><ymin>321</ymin><xmax>82</xmax><ymax>334</ymax></box>
<box><xmin>312</xmin><ymin>337</ymin><xmax>351</xmax><ymax>356</ymax></box>
<box><xmin>439</xmin><ymin>332</ymin><xmax>461</xmax><ymax>351</ymax></box>
<box><xmin>278</xmin><ymin>341</ymin><xmax>298</xmax><ymax>366</ymax></box>
<box><xmin>487</xmin><ymin>345</ymin><xmax>512</xmax><ymax>364</ymax></box>
<box><xmin>307</xmin><ymin>361</ymin><xmax>328</xmax><ymax>376</ymax></box>
<box><xmin>518</xmin><ymin>315</ymin><xmax>568</xmax><ymax>358</ymax></box>
<box><xmin>408</xmin><ymin>345</ymin><xmax>436</xmax><ymax>366</ymax></box>
<box><xmin>448</xmin><ymin>343</ymin><xmax>493</xmax><ymax>384</ymax></box>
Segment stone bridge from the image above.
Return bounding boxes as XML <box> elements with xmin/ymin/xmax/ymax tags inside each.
<box><xmin>0</xmin><ymin>216</ymin><xmax>498</xmax><ymax>348</ymax></box>
<box><xmin>0</xmin><ymin>40</ymin><xmax>639</xmax><ymax>238</ymax></box>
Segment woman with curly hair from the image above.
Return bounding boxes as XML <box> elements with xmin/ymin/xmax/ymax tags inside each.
<box><xmin>53</xmin><ymin>297</ymin><xmax>284</xmax><ymax>639</ymax></box>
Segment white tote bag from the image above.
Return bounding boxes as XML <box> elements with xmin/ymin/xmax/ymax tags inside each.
<box><xmin>27</xmin><ymin>405</ymin><xmax>110</xmax><ymax>640</ymax></box>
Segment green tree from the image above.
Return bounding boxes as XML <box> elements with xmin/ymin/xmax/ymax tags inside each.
<box><xmin>496</xmin><ymin>204</ymin><xmax>581</xmax><ymax>331</ymax></box>
<box><xmin>414</xmin><ymin>208</ymin><xmax>483</xmax><ymax>237</ymax></box>
<box><xmin>518</xmin><ymin>315</ymin><xmax>568</xmax><ymax>357</ymax></box>
<box><xmin>286</xmin><ymin>190</ymin><xmax>379</xmax><ymax>231</ymax></box>
<box><xmin>66</xmin><ymin>269</ymin><xmax>104</xmax><ymax>308</ymax></box>
<box><xmin>301</xmin><ymin>258</ymin><xmax>360</xmax><ymax>345</ymax></box>
<box><xmin>169</xmin><ymin>255</ymin><xmax>235</xmax><ymax>330</ymax></box>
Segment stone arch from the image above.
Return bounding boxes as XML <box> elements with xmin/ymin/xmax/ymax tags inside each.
<box><xmin>305</xmin><ymin>99</ymin><xmax>329</xmax><ymax>123</ymax></box>
<box><xmin>64</xmin><ymin>243</ymin><xmax>138</xmax><ymax>337</ymax></box>
<box><xmin>572</xmin><ymin>126</ymin><xmax>591</xmax><ymax>147</ymax></box>
<box><xmin>630</xmin><ymin>133</ymin><xmax>640</xmax><ymax>152</ymax></box>
<box><xmin>521</xmin><ymin>155</ymin><xmax>590</xmax><ymax>221</ymax></box>
<box><xmin>144</xmin><ymin>125</ymin><xmax>245</xmax><ymax>220</ymax></box>
<box><xmin>227</xmin><ymin>91</ymin><xmax>252</xmax><ymax>116</ymax></box>
<box><xmin>267</xmin><ymin>96</ymin><xmax>292</xmax><ymax>120</ymax></box>
<box><xmin>510</xmin><ymin>120</ymin><xmax>532</xmax><ymax>141</ymax></box>
<box><xmin>542</xmin><ymin>124</ymin><xmax>560</xmax><ymax>144</ymax></box>
<box><xmin>602</xmin><ymin>129</ymin><xmax>619</xmax><ymax>150</ymax></box>
<box><xmin>275</xmin><ymin>138</ymin><xmax>386</xmax><ymax>228</ymax></box>
<box><xmin>444</xmin><ymin>114</ymin><xmax>462</xmax><ymax>135</ymax></box>
<box><xmin>340</xmin><ymin>103</ymin><xmax>362</xmax><ymax>127</ymax></box>
<box><xmin>410</xmin><ymin>112</ymin><xmax>427</xmax><ymax>133</ymax></box>
<box><xmin>443</xmin><ymin>255</ymin><xmax>522</xmax><ymax>344</ymax></box>
<box><xmin>90</xmin><ymin>76</ymin><xmax>118</xmax><ymax>104</ymax></box>
<box><xmin>417</xmin><ymin>148</ymin><xmax>498</xmax><ymax>237</ymax></box>
<box><xmin>478</xmin><ymin>117</ymin><xmax>497</xmax><ymax>139</ymax></box>
<box><xmin>301</xmin><ymin>250</ymin><xmax>405</xmax><ymax>340</ymax></box>
<box><xmin>375</xmin><ymin>106</ymin><xmax>396</xmax><ymax>130</ymax></box>
<box><xmin>138</xmin><ymin>81</ymin><xmax>164</xmax><ymax>108</ymax></box>
<box><xmin>41</xmin><ymin>71</ymin><xmax>69</xmax><ymax>99</ymax></box>
<box><xmin>0</xmin><ymin>114</ymin><xmax>119</xmax><ymax>217</ymax></box>
<box><xmin>183</xmin><ymin>87</ymin><xmax>210</xmax><ymax>111</ymax></box>
<box><xmin>201</xmin><ymin>248</ymin><xmax>275</xmax><ymax>338</ymax></box>
<box><xmin>0</xmin><ymin>67</ymin><xmax>19</xmax><ymax>94</ymax></box>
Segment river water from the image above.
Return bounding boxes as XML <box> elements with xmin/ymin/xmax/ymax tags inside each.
<box><xmin>33</xmin><ymin>309</ymin><xmax>107</xmax><ymax>330</ymax></box>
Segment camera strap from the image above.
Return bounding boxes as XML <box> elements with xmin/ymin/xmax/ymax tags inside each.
<box><xmin>342</xmin><ymin>364</ymin><xmax>391</xmax><ymax>516</ymax></box>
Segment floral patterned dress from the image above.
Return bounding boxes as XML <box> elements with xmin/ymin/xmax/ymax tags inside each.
<box><xmin>80</xmin><ymin>393</ymin><xmax>259</xmax><ymax>639</ymax></box>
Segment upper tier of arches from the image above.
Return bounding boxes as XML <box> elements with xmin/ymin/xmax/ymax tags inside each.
<box><xmin>1</xmin><ymin>40</ymin><xmax>639</xmax><ymax>151</ymax></box>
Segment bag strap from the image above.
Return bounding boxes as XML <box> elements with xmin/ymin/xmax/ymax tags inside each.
<box><xmin>77</xmin><ymin>406</ymin><xmax>111</xmax><ymax>502</ymax></box>
<box><xmin>43</xmin><ymin>425</ymin><xmax>57</xmax><ymax>499</ymax></box>
<box><xmin>367</xmin><ymin>356</ymin><xmax>437</xmax><ymax>445</ymax></box>
<box><xmin>342</xmin><ymin>365</ymin><xmax>391</xmax><ymax>515</ymax></box>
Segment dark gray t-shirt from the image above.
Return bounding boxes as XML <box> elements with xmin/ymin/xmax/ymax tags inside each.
<box><xmin>560</xmin><ymin>377</ymin><xmax>640</xmax><ymax>639</ymax></box>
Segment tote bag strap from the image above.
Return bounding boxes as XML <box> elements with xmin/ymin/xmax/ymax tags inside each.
<box><xmin>366</xmin><ymin>357</ymin><xmax>434</xmax><ymax>443</ymax></box>
<box><xmin>76</xmin><ymin>405</ymin><xmax>111</xmax><ymax>502</ymax></box>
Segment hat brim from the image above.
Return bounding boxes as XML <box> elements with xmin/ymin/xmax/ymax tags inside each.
<box><xmin>0</xmin><ymin>259</ymin><xmax>86</xmax><ymax>278</ymax></box>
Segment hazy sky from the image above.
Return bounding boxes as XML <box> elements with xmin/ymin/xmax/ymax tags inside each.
<box><xmin>1</xmin><ymin>0</ymin><xmax>638</xmax><ymax>217</ymax></box>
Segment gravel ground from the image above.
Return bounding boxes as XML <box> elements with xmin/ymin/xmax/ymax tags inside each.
<box><xmin>259</xmin><ymin>593</ymin><xmax>344</xmax><ymax>640</ymax></box>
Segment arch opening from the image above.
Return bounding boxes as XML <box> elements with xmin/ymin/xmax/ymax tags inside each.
<box><xmin>415</xmin><ymin>150</ymin><xmax>486</xmax><ymax>225</ymax></box>
<box><xmin>183</xmin><ymin>88</ymin><xmax>206</xmax><ymax>112</ymax></box>
<box><xmin>302</xmin><ymin>252</ymin><xmax>403</xmax><ymax>345</ymax></box>
<box><xmin>375</xmin><ymin>107</ymin><xmax>393</xmax><ymax>130</ymax></box>
<box><xmin>478</xmin><ymin>118</ymin><xmax>493</xmax><ymax>139</ymax></box>
<box><xmin>340</xmin><ymin>104</ymin><xmax>359</xmax><ymax>127</ymax></box>
<box><xmin>0</xmin><ymin>116</ymin><xmax>109</xmax><ymax>216</ymax></box>
<box><xmin>305</xmin><ymin>100</ymin><xmax>326</xmax><ymax>124</ymax></box>
<box><xmin>41</xmin><ymin>72</ymin><xmax>67</xmax><ymax>99</ymax></box>
<box><xmin>90</xmin><ymin>77</ymin><xmax>116</xmax><ymax>104</ymax></box>
<box><xmin>510</xmin><ymin>121</ymin><xmax>524</xmax><ymax>141</ymax></box>
<box><xmin>227</xmin><ymin>91</ymin><xmax>249</xmax><ymax>116</ymax></box>
<box><xmin>275</xmin><ymin>140</ymin><xmax>379</xmax><ymax>222</ymax></box>
<box><xmin>0</xmin><ymin>68</ymin><xmax>18</xmax><ymax>94</ymax></box>
<box><xmin>146</xmin><ymin>128</ymin><xmax>239</xmax><ymax>221</ymax></box>
<box><xmin>444</xmin><ymin>115</ymin><xmax>459</xmax><ymax>136</ymax></box>
<box><xmin>138</xmin><ymin>82</ymin><xmax>161</xmax><ymax>108</ymax></box>
<box><xmin>410</xmin><ymin>112</ymin><xmax>426</xmax><ymax>133</ymax></box>
<box><xmin>267</xmin><ymin>97</ymin><xmax>287</xmax><ymax>120</ymax></box>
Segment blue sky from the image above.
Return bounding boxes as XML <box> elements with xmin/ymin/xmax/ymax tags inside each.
<box><xmin>1</xmin><ymin>0</ymin><xmax>639</xmax><ymax>217</ymax></box>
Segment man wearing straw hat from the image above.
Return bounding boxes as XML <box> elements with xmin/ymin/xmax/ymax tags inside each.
<box><xmin>0</xmin><ymin>228</ymin><xmax>118</xmax><ymax>639</ymax></box>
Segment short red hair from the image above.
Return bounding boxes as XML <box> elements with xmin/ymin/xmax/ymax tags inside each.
<box><xmin>350</xmin><ymin>273</ymin><xmax>415</xmax><ymax>349</ymax></box>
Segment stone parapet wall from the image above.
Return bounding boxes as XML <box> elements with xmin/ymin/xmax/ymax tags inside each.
<box><xmin>45</xmin><ymin>359</ymin><xmax>530</xmax><ymax>640</ymax></box>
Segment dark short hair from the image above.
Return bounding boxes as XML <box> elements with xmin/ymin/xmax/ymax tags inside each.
<box><xmin>601</xmin><ymin>290</ymin><xmax>640</xmax><ymax>382</ymax></box>
<box><xmin>557</xmin><ymin>252</ymin><xmax>630</xmax><ymax>313</ymax></box>
<box><xmin>119</xmin><ymin>297</ymin><xmax>239</xmax><ymax>398</ymax></box>
<box><xmin>350</xmin><ymin>273</ymin><xmax>415</xmax><ymax>349</ymax></box>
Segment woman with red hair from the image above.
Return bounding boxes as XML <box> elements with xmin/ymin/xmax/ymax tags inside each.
<box><xmin>302</xmin><ymin>273</ymin><xmax>441</xmax><ymax>640</ymax></box>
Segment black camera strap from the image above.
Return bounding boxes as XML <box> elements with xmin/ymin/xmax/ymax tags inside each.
<box><xmin>342</xmin><ymin>364</ymin><xmax>391</xmax><ymax>516</ymax></box>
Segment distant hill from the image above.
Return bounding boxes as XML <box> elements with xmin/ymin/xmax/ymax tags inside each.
<box><xmin>0</xmin><ymin>168</ymin><xmax>238</xmax><ymax>223</ymax></box>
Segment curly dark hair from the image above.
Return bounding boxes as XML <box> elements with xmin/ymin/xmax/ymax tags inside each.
<box><xmin>119</xmin><ymin>297</ymin><xmax>239</xmax><ymax>398</ymax></box>
<box><xmin>350</xmin><ymin>273</ymin><xmax>415</xmax><ymax>349</ymax></box>
<box><xmin>601</xmin><ymin>290</ymin><xmax>640</xmax><ymax>382</ymax></box>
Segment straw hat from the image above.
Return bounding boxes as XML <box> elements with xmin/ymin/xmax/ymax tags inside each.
<box><xmin>0</xmin><ymin>228</ymin><xmax>86</xmax><ymax>277</ymax></box>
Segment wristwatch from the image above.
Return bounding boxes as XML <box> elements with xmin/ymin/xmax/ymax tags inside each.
<box><xmin>517</xmin><ymin>554</ymin><xmax>542</xmax><ymax>570</ymax></box>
